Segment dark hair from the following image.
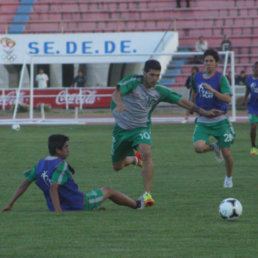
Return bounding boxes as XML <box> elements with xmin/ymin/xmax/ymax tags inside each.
<box><xmin>254</xmin><ymin>61</ymin><xmax>258</xmax><ymax>66</ymax></box>
<box><xmin>203</xmin><ymin>49</ymin><xmax>219</xmax><ymax>63</ymax></box>
<box><xmin>192</xmin><ymin>66</ymin><xmax>199</xmax><ymax>73</ymax></box>
<box><xmin>48</xmin><ymin>134</ymin><xmax>69</xmax><ymax>155</ymax></box>
<box><xmin>144</xmin><ymin>59</ymin><xmax>161</xmax><ymax>72</ymax></box>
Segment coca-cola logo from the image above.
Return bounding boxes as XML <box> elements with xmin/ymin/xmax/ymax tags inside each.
<box><xmin>56</xmin><ymin>90</ymin><xmax>97</xmax><ymax>105</ymax></box>
<box><xmin>0</xmin><ymin>91</ymin><xmax>27</xmax><ymax>106</ymax></box>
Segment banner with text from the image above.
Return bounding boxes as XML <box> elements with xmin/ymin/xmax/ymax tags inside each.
<box><xmin>0</xmin><ymin>32</ymin><xmax>178</xmax><ymax>64</ymax></box>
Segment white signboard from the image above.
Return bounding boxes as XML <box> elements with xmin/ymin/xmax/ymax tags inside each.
<box><xmin>0</xmin><ymin>32</ymin><xmax>178</xmax><ymax>64</ymax></box>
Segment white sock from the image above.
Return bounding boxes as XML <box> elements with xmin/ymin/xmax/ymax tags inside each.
<box><xmin>134</xmin><ymin>156</ymin><xmax>138</xmax><ymax>165</ymax></box>
<box><xmin>225</xmin><ymin>176</ymin><xmax>232</xmax><ymax>182</ymax></box>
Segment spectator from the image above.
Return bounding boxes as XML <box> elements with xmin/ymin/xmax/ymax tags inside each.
<box><xmin>35</xmin><ymin>68</ymin><xmax>49</xmax><ymax>88</ymax></box>
<box><xmin>221</xmin><ymin>35</ymin><xmax>232</xmax><ymax>51</ymax></box>
<box><xmin>181</xmin><ymin>66</ymin><xmax>199</xmax><ymax>123</ymax></box>
<box><xmin>236</xmin><ymin>70</ymin><xmax>247</xmax><ymax>85</ymax></box>
<box><xmin>195</xmin><ymin>36</ymin><xmax>208</xmax><ymax>52</ymax></box>
<box><xmin>194</xmin><ymin>36</ymin><xmax>208</xmax><ymax>64</ymax></box>
<box><xmin>176</xmin><ymin>0</ymin><xmax>190</xmax><ymax>8</ymax></box>
<box><xmin>72</xmin><ymin>71</ymin><xmax>87</xmax><ymax>88</ymax></box>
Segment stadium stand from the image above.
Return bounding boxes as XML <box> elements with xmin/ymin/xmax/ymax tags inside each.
<box><xmin>2</xmin><ymin>0</ymin><xmax>258</xmax><ymax>87</ymax></box>
<box><xmin>0</xmin><ymin>0</ymin><xmax>20</xmax><ymax>33</ymax></box>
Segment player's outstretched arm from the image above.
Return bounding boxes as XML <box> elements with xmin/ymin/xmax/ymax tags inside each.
<box><xmin>2</xmin><ymin>179</ymin><xmax>32</xmax><ymax>212</ymax></box>
<box><xmin>177</xmin><ymin>98</ymin><xmax>224</xmax><ymax>118</ymax></box>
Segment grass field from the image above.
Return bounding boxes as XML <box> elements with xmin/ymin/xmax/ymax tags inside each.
<box><xmin>0</xmin><ymin>123</ymin><xmax>257</xmax><ymax>257</ymax></box>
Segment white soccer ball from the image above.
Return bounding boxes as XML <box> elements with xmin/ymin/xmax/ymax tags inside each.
<box><xmin>219</xmin><ymin>198</ymin><xmax>243</xmax><ymax>220</ymax></box>
<box><xmin>11</xmin><ymin>124</ymin><xmax>20</xmax><ymax>131</ymax></box>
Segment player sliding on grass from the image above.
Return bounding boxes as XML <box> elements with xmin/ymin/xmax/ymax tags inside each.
<box><xmin>111</xmin><ymin>59</ymin><xmax>223</xmax><ymax>207</ymax></box>
<box><xmin>191</xmin><ymin>49</ymin><xmax>235</xmax><ymax>188</ymax></box>
<box><xmin>2</xmin><ymin>134</ymin><xmax>144</xmax><ymax>212</ymax></box>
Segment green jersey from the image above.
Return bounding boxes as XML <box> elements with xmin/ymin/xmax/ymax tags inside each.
<box><xmin>111</xmin><ymin>74</ymin><xmax>181</xmax><ymax>130</ymax></box>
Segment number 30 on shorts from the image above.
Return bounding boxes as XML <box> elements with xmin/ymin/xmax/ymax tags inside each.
<box><xmin>139</xmin><ymin>131</ymin><xmax>151</xmax><ymax>140</ymax></box>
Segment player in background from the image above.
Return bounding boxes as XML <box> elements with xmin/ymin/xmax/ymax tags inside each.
<box><xmin>2</xmin><ymin>134</ymin><xmax>144</xmax><ymax>212</ymax></box>
<box><xmin>111</xmin><ymin>59</ymin><xmax>223</xmax><ymax>207</ymax></box>
<box><xmin>191</xmin><ymin>49</ymin><xmax>235</xmax><ymax>188</ymax></box>
<box><xmin>243</xmin><ymin>61</ymin><xmax>258</xmax><ymax>155</ymax></box>
<box><xmin>182</xmin><ymin>66</ymin><xmax>199</xmax><ymax>123</ymax></box>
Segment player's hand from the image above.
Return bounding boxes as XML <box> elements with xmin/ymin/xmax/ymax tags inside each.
<box><xmin>204</xmin><ymin>109</ymin><xmax>224</xmax><ymax>117</ymax></box>
<box><xmin>114</xmin><ymin>103</ymin><xmax>130</xmax><ymax>114</ymax></box>
<box><xmin>202</xmin><ymin>83</ymin><xmax>215</xmax><ymax>93</ymax></box>
<box><xmin>2</xmin><ymin>206</ymin><xmax>11</xmax><ymax>212</ymax></box>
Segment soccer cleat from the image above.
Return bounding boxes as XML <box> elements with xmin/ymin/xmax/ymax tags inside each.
<box><xmin>223</xmin><ymin>176</ymin><xmax>233</xmax><ymax>188</ymax></box>
<box><xmin>223</xmin><ymin>180</ymin><xmax>233</xmax><ymax>188</ymax></box>
<box><xmin>212</xmin><ymin>142</ymin><xmax>224</xmax><ymax>163</ymax></box>
<box><xmin>135</xmin><ymin>151</ymin><xmax>143</xmax><ymax>167</ymax></box>
<box><xmin>143</xmin><ymin>192</ymin><xmax>155</xmax><ymax>207</ymax></box>
<box><xmin>250</xmin><ymin>147</ymin><xmax>257</xmax><ymax>156</ymax></box>
<box><xmin>181</xmin><ymin>117</ymin><xmax>188</xmax><ymax>124</ymax></box>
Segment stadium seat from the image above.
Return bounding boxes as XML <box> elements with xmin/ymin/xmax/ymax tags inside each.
<box><xmin>3</xmin><ymin>0</ymin><xmax>256</xmax><ymax>87</ymax></box>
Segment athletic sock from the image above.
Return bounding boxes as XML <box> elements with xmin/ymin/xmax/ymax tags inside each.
<box><xmin>225</xmin><ymin>176</ymin><xmax>232</xmax><ymax>182</ymax></box>
<box><xmin>135</xmin><ymin>200</ymin><xmax>142</xmax><ymax>209</ymax></box>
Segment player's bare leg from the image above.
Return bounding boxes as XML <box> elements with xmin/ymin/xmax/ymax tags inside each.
<box><xmin>194</xmin><ymin>140</ymin><xmax>223</xmax><ymax>163</ymax></box>
<box><xmin>101</xmin><ymin>186</ymin><xmax>143</xmax><ymax>209</ymax></box>
<box><xmin>250</xmin><ymin>123</ymin><xmax>256</xmax><ymax>147</ymax></box>
<box><xmin>137</xmin><ymin>143</ymin><xmax>155</xmax><ymax>207</ymax></box>
<box><xmin>112</xmin><ymin>156</ymin><xmax>138</xmax><ymax>171</ymax></box>
<box><xmin>222</xmin><ymin>148</ymin><xmax>233</xmax><ymax>188</ymax></box>
<box><xmin>222</xmin><ymin>148</ymin><xmax>233</xmax><ymax>177</ymax></box>
<box><xmin>137</xmin><ymin>143</ymin><xmax>153</xmax><ymax>192</ymax></box>
<box><xmin>193</xmin><ymin>140</ymin><xmax>213</xmax><ymax>153</ymax></box>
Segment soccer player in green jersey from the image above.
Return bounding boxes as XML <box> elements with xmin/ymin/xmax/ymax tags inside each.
<box><xmin>2</xmin><ymin>134</ymin><xmax>145</xmax><ymax>212</ymax></box>
<box><xmin>191</xmin><ymin>49</ymin><xmax>235</xmax><ymax>188</ymax></box>
<box><xmin>111</xmin><ymin>59</ymin><xmax>223</xmax><ymax>207</ymax></box>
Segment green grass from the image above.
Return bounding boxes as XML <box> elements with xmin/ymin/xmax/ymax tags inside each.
<box><xmin>0</xmin><ymin>123</ymin><xmax>257</xmax><ymax>257</ymax></box>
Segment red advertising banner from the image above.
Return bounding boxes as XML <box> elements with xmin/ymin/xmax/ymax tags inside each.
<box><xmin>0</xmin><ymin>88</ymin><xmax>115</xmax><ymax>109</ymax></box>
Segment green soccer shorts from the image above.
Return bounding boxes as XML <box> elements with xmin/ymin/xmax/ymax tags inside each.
<box><xmin>193</xmin><ymin>119</ymin><xmax>235</xmax><ymax>148</ymax></box>
<box><xmin>83</xmin><ymin>189</ymin><xmax>104</xmax><ymax>211</ymax></box>
<box><xmin>112</xmin><ymin>124</ymin><xmax>152</xmax><ymax>162</ymax></box>
<box><xmin>248</xmin><ymin>114</ymin><xmax>258</xmax><ymax>124</ymax></box>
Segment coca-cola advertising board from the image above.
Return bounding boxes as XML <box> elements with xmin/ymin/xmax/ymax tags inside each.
<box><xmin>0</xmin><ymin>88</ymin><xmax>115</xmax><ymax>109</ymax></box>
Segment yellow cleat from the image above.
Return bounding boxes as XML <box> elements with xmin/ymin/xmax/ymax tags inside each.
<box><xmin>250</xmin><ymin>147</ymin><xmax>257</xmax><ymax>156</ymax></box>
<box><xmin>143</xmin><ymin>192</ymin><xmax>155</xmax><ymax>207</ymax></box>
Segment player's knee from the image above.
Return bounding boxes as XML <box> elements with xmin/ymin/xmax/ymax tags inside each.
<box><xmin>141</xmin><ymin>149</ymin><xmax>152</xmax><ymax>161</ymax></box>
<box><xmin>101</xmin><ymin>186</ymin><xmax>114</xmax><ymax>196</ymax></box>
<box><xmin>193</xmin><ymin>141</ymin><xmax>206</xmax><ymax>153</ymax></box>
<box><xmin>194</xmin><ymin>145</ymin><xmax>203</xmax><ymax>153</ymax></box>
<box><xmin>112</xmin><ymin>163</ymin><xmax>122</xmax><ymax>171</ymax></box>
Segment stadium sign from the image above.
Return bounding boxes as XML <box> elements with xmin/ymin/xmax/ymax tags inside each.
<box><xmin>0</xmin><ymin>88</ymin><xmax>115</xmax><ymax>109</ymax></box>
<box><xmin>0</xmin><ymin>32</ymin><xmax>178</xmax><ymax>64</ymax></box>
